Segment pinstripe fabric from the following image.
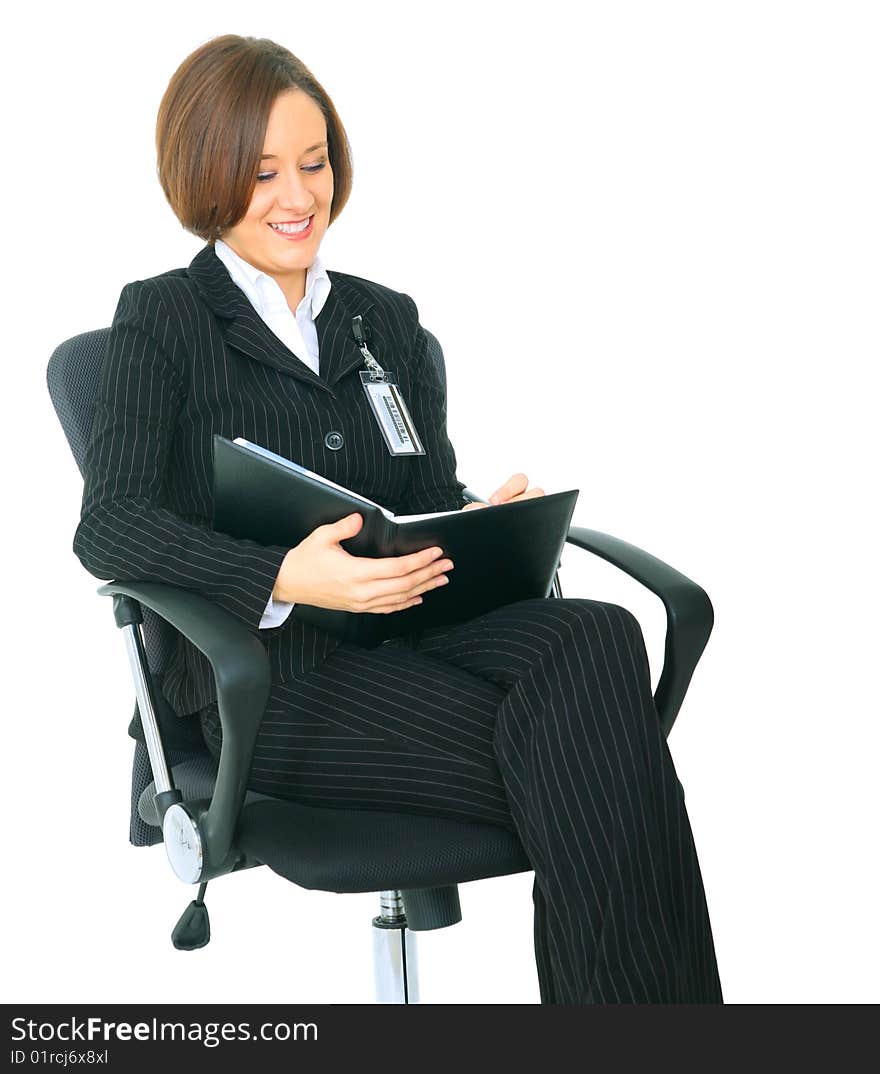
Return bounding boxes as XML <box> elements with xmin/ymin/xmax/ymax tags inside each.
<box><xmin>73</xmin><ymin>242</ymin><xmax>468</xmax><ymax>715</ymax></box>
<box><xmin>198</xmin><ymin>595</ymin><xmax>723</xmax><ymax>1003</ymax></box>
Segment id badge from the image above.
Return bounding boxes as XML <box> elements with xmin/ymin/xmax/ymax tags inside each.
<box><xmin>359</xmin><ymin>370</ymin><xmax>426</xmax><ymax>456</ymax></box>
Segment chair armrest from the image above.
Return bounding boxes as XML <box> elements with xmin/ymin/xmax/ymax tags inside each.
<box><xmin>98</xmin><ymin>581</ymin><xmax>270</xmax><ymax>876</ymax></box>
<box><xmin>564</xmin><ymin>527</ymin><xmax>714</xmax><ymax>737</ymax></box>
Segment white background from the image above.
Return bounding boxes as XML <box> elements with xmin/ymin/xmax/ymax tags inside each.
<box><xmin>2</xmin><ymin>0</ymin><xmax>877</xmax><ymax>1004</ymax></box>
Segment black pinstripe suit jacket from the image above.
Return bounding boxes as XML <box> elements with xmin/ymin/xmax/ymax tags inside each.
<box><xmin>73</xmin><ymin>241</ymin><xmax>469</xmax><ymax>716</ymax></box>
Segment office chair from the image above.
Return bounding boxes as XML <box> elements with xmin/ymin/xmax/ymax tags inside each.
<box><xmin>48</xmin><ymin>325</ymin><xmax>713</xmax><ymax>1004</ymax></box>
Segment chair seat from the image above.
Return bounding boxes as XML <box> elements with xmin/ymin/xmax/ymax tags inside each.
<box><xmin>141</xmin><ymin>756</ymin><xmax>532</xmax><ymax>894</ymax></box>
<box><xmin>237</xmin><ymin>798</ymin><xmax>532</xmax><ymax>893</ymax></box>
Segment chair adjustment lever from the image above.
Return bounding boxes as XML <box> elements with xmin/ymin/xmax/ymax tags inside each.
<box><xmin>171</xmin><ymin>882</ymin><xmax>210</xmax><ymax>951</ymax></box>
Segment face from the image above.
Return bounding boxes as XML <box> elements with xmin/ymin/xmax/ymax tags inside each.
<box><xmin>221</xmin><ymin>88</ymin><xmax>334</xmax><ymax>303</ymax></box>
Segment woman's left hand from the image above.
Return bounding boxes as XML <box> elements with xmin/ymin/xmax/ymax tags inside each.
<box><xmin>461</xmin><ymin>472</ymin><xmax>545</xmax><ymax>511</ymax></box>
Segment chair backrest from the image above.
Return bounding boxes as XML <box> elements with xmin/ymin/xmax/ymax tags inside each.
<box><xmin>49</xmin><ymin>328</ymin><xmax>199</xmax><ymax>845</ymax></box>
<box><xmin>47</xmin><ymin>328</ymin><xmax>182</xmax><ymax>688</ymax></box>
<box><xmin>48</xmin><ymin>321</ymin><xmax>451</xmax><ymax>843</ymax></box>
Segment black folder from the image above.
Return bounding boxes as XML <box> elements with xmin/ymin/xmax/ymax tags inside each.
<box><xmin>212</xmin><ymin>435</ymin><xmax>579</xmax><ymax>646</ymax></box>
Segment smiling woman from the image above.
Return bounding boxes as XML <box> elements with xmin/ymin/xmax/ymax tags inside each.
<box><xmin>70</xmin><ymin>32</ymin><xmax>723</xmax><ymax>1006</ymax></box>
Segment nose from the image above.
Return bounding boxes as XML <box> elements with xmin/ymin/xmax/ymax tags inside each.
<box><xmin>276</xmin><ymin>168</ymin><xmax>316</xmax><ymax>214</ymax></box>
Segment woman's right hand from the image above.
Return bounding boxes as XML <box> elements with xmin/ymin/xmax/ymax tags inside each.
<box><xmin>272</xmin><ymin>512</ymin><xmax>454</xmax><ymax>614</ymax></box>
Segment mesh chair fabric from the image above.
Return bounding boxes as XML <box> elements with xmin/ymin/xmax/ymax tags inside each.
<box><xmin>236</xmin><ymin>799</ymin><xmax>531</xmax><ymax>893</ymax></box>
<box><xmin>137</xmin><ymin>754</ymin><xmax>276</xmax><ymax>826</ymax></box>
<box><xmin>129</xmin><ymin>742</ymin><xmax>162</xmax><ymax>846</ymax></box>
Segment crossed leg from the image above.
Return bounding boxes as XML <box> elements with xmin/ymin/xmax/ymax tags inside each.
<box><xmin>199</xmin><ymin>596</ymin><xmax>722</xmax><ymax>1003</ymax></box>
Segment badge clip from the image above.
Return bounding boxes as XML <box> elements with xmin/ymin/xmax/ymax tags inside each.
<box><xmin>351</xmin><ymin>315</ymin><xmax>386</xmax><ymax>381</ymax></box>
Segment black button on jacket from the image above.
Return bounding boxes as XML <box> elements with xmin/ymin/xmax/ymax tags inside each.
<box><xmin>73</xmin><ymin>242</ymin><xmax>468</xmax><ymax>717</ymax></box>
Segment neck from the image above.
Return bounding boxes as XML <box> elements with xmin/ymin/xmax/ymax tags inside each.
<box><xmin>275</xmin><ymin>270</ymin><xmax>307</xmax><ymax>312</ymax></box>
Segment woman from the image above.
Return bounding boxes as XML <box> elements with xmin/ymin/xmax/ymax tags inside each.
<box><xmin>74</xmin><ymin>33</ymin><xmax>723</xmax><ymax>1004</ymax></box>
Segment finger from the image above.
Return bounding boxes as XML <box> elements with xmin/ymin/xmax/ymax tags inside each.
<box><xmin>358</xmin><ymin>558</ymin><xmax>453</xmax><ymax>606</ymax></box>
<box><xmin>397</xmin><ymin>569</ymin><xmax>452</xmax><ymax>602</ymax></box>
<box><xmin>489</xmin><ymin>472</ymin><xmax>529</xmax><ymax>504</ymax></box>
<box><xmin>361</xmin><ymin>573</ymin><xmax>449</xmax><ymax>611</ymax></box>
<box><xmin>507</xmin><ymin>487</ymin><xmax>545</xmax><ymax>502</ymax></box>
<box><xmin>351</xmin><ymin>544</ymin><xmax>445</xmax><ymax>580</ymax></box>
<box><xmin>323</xmin><ymin>511</ymin><xmax>362</xmax><ymax>536</ymax></box>
<box><xmin>365</xmin><ymin>593</ymin><xmax>425</xmax><ymax>615</ymax></box>
<box><xmin>461</xmin><ymin>501</ymin><xmax>489</xmax><ymax>511</ymax></box>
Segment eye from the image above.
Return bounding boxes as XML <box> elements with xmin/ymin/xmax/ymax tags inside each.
<box><xmin>256</xmin><ymin>162</ymin><xmax>327</xmax><ymax>183</ymax></box>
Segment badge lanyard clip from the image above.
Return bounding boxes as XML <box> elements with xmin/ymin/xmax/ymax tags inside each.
<box><xmin>351</xmin><ymin>315</ymin><xmax>386</xmax><ymax>381</ymax></box>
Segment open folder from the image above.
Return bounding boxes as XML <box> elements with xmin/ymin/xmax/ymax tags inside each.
<box><xmin>212</xmin><ymin>435</ymin><xmax>579</xmax><ymax>645</ymax></box>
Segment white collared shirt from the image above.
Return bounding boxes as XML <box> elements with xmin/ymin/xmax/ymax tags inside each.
<box><xmin>214</xmin><ymin>239</ymin><xmax>332</xmax><ymax>628</ymax></box>
<box><xmin>214</xmin><ymin>237</ymin><xmax>331</xmax><ymax>374</ymax></box>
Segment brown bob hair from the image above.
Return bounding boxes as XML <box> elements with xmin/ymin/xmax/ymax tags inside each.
<box><xmin>156</xmin><ymin>34</ymin><xmax>353</xmax><ymax>244</ymax></box>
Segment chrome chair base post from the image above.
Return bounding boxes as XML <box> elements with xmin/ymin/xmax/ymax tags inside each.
<box><xmin>372</xmin><ymin>890</ymin><xmax>419</xmax><ymax>1004</ymax></box>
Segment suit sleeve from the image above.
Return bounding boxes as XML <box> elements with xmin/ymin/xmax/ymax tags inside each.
<box><xmin>395</xmin><ymin>294</ymin><xmax>470</xmax><ymax>514</ymax></box>
<box><xmin>72</xmin><ymin>279</ymin><xmax>291</xmax><ymax>629</ymax></box>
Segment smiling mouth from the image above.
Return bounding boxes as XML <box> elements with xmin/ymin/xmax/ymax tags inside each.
<box><xmin>268</xmin><ymin>216</ymin><xmax>314</xmax><ymax>235</ymax></box>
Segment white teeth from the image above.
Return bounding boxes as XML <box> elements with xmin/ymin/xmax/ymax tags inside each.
<box><xmin>270</xmin><ymin>218</ymin><xmax>311</xmax><ymax>234</ymax></box>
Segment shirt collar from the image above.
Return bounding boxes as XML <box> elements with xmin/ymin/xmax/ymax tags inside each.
<box><xmin>214</xmin><ymin>238</ymin><xmax>331</xmax><ymax>321</ymax></box>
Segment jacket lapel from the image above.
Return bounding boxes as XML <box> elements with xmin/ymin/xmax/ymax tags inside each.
<box><xmin>187</xmin><ymin>243</ymin><xmax>376</xmax><ymax>394</ymax></box>
<box><xmin>315</xmin><ymin>280</ymin><xmax>380</xmax><ymax>390</ymax></box>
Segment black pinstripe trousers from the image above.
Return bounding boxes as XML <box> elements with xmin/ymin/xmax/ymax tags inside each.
<box><xmin>199</xmin><ymin>596</ymin><xmax>723</xmax><ymax>1004</ymax></box>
